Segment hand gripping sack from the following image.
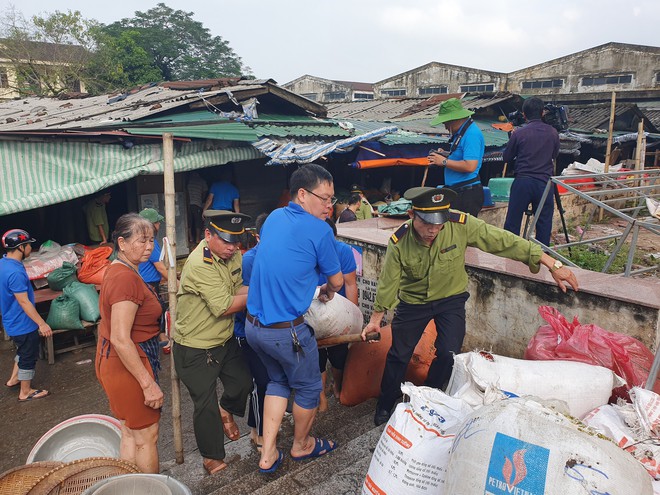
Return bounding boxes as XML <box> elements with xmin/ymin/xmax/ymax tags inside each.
<box><xmin>46</xmin><ymin>261</ymin><xmax>79</xmax><ymax>290</ymax></box>
<box><xmin>362</xmin><ymin>383</ymin><xmax>474</xmax><ymax>495</ymax></box>
<box><xmin>46</xmin><ymin>294</ymin><xmax>83</xmax><ymax>330</ymax></box>
<box><xmin>63</xmin><ymin>282</ymin><xmax>100</xmax><ymax>322</ymax></box>
<box><xmin>304</xmin><ymin>288</ymin><xmax>363</xmax><ymax>340</ymax></box>
<box><xmin>445</xmin><ymin>397</ymin><xmax>652</xmax><ymax>495</ymax></box>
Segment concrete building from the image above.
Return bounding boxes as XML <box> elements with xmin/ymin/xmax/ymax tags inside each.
<box><xmin>506</xmin><ymin>42</ymin><xmax>660</xmax><ymax>96</ymax></box>
<box><xmin>374</xmin><ymin>62</ymin><xmax>506</xmax><ymax>98</ymax></box>
<box><xmin>282</xmin><ymin>75</ymin><xmax>374</xmax><ymax>103</ymax></box>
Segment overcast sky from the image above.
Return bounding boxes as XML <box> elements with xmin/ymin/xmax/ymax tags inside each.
<box><xmin>4</xmin><ymin>0</ymin><xmax>659</xmax><ymax>84</ymax></box>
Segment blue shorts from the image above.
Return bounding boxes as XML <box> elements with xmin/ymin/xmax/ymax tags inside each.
<box><xmin>245</xmin><ymin>320</ymin><xmax>322</xmax><ymax>410</ymax></box>
<box><xmin>12</xmin><ymin>330</ymin><xmax>40</xmax><ymax>380</ymax></box>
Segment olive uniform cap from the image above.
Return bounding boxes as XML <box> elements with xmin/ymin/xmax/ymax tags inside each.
<box><xmin>404</xmin><ymin>187</ymin><xmax>457</xmax><ymax>225</ymax></box>
<box><xmin>205</xmin><ymin>210</ymin><xmax>251</xmax><ymax>243</ymax></box>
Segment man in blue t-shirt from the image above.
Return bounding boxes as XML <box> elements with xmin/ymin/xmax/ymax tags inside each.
<box><xmin>0</xmin><ymin>229</ymin><xmax>52</xmax><ymax>402</ymax></box>
<box><xmin>203</xmin><ymin>179</ymin><xmax>240</xmax><ymax>213</ymax></box>
<box><xmin>245</xmin><ymin>164</ymin><xmax>343</xmax><ymax>473</ymax></box>
<box><xmin>428</xmin><ymin>98</ymin><xmax>485</xmax><ymax>217</ymax></box>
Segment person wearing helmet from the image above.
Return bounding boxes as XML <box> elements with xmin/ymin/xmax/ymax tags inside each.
<box><xmin>0</xmin><ymin>229</ymin><xmax>52</xmax><ymax>401</ymax></box>
<box><xmin>173</xmin><ymin>210</ymin><xmax>253</xmax><ymax>475</ymax></box>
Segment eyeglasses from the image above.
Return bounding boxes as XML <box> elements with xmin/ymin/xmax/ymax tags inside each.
<box><xmin>304</xmin><ymin>188</ymin><xmax>337</xmax><ymax>206</ymax></box>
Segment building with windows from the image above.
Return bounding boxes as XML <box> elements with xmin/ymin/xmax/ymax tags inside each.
<box><xmin>0</xmin><ymin>39</ymin><xmax>86</xmax><ymax>100</ymax></box>
<box><xmin>282</xmin><ymin>75</ymin><xmax>373</xmax><ymax>103</ymax></box>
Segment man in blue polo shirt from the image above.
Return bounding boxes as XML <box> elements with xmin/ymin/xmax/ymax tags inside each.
<box><xmin>1</xmin><ymin>229</ymin><xmax>52</xmax><ymax>402</ymax></box>
<box><xmin>503</xmin><ymin>97</ymin><xmax>560</xmax><ymax>246</ymax></box>
<box><xmin>428</xmin><ymin>98</ymin><xmax>485</xmax><ymax>217</ymax></box>
<box><xmin>245</xmin><ymin>164</ymin><xmax>343</xmax><ymax>473</ymax></box>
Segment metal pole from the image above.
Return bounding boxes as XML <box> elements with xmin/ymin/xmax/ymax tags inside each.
<box><xmin>600</xmin><ymin>92</ymin><xmax>616</xmax><ymax>222</ymax></box>
<box><xmin>163</xmin><ymin>133</ymin><xmax>184</xmax><ymax>464</ymax></box>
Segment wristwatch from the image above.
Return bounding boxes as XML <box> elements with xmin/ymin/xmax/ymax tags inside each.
<box><xmin>549</xmin><ymin>260</ymin><xmax>563</xmax><ymax>273</ymax></box>
<box><xmin>441</xmin><ymin>157</ymin><xmax>448</xmax><ymax>166</ymax></box>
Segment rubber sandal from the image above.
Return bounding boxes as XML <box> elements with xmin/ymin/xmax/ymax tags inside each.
<box><xmin>259</xmin><ymin>449</ymin><xmax>284</xmax><ymax>474</ymax></box>
<box><xmin>5</xmin><ymin>381</ymin><xmax>19</xmax><ymax>389</ymax></box>
<box><xmin>221</xmin><ymin>413</ymin><xmax>240</xmax><ymax>441</ymax></box>
<box><xmin>291</xmin><ymin>437</ymin><xmax>338</xmax><ymax>461</ymax></box>
<box><xmin>250</xmin><ymin>437</ymin><xmax>263</xmax><ymax>453</ymax></box>
<box><xmin>203</xmin><ymin>458</ymin><xmax>228</xmax><ymax>475</ymax></box>
<box><xmin>18</xmin><ymin>389</ymin><xmax>50</xmax><ymax>402</ymax></box>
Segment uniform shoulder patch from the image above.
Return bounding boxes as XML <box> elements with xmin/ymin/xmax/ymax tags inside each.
<box><xmin>390</xmin><ymin>222</ymin><xmax>409</xmax><ymax>244</ymax></box>
<box><xmin>203</xmin><ymin>246</ymin><xmax>213</xmax><ymax>264</ymax></box>
<box><xmin>449</xmin><ymin>211</ymin><xmax>467</xmax><ymax>224</ymax></box>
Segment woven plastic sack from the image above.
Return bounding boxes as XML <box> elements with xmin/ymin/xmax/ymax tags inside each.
<box><xmin>305</xmin><ymin>289</ymin><xmax>363</xmax><ymax>340</ymax></box>
<box><xmin>46</xmin><ymin>295</ymin><xmax>83</xmax><ymax>330</ymax></box>
<box><xmin>78</xmin><ymin>246</ymin><xmax>112</xmax><ymax>285</ymax></box>
<box><xmin>63</xmin><ymin>282</ymin><xmax>100</xmax><ymax>322</ymax></box>
<box><xmin>525</xmin><ymin>306</ymin><xmax>660</xmax><ymax>398</ymax></box>
<box><xmin>46</xmin><ymin>262</ymin><xmax>79</xmax><ymax>291</ymax></box>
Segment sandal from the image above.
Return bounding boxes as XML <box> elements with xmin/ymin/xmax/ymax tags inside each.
<box><xmin>221</xmin><ymin>413</ymin><xmax>240</xmax><ymax>441</ymax></box>
<box><xmin>18</xmin><ymin>389</ymin><xmax>50</xmax><ymax>402</ymax></box>
<box><xmin>203</xmin><ymin>458</ymin><xmax>228</xmax><ymax>475</ymax></box>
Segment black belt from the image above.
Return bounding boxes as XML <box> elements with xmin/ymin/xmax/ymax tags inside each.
<box><xmin>246</xmin><ymin>312</ymin><xmax>304</xmax><ymax>329</ymax></box>
<box><xmin>451</xmin><ymin>182</ymin><xmax>482</xmax><ymax>192</ymax></box>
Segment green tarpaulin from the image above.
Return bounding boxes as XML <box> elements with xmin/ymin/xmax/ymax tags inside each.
<box><xmin>0</xmin><ymin>140</ymin><xmax>263</xmax><ymax>215</ymax></box>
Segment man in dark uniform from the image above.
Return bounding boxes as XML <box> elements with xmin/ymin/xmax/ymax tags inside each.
<box><xmin>173</xmin><ymin>210</ymin><xmax>253</xmax><ymax>475</ymax></box>
<box><xmin>361</xmin><ymin>187</ymin><xmax>579</xmax><ymax>426</ymax></box>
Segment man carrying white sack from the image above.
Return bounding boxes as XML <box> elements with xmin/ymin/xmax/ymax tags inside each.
<box><xmin>361</xmin><ymin>186</ymin><xmax>579</xmax><ymax>426</ymax></box>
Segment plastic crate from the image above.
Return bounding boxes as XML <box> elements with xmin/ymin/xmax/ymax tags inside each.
<box><xmin>487</xmin><ymin>178</ymin><xmax>514</xmax><ymax>202</ymax></box>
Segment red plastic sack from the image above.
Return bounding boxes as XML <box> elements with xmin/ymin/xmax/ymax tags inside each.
<box><xmin>340</xmin><ymin>321</ymin><xmax>437</xmax><ymax>406</ymax></box>
<box><xmin>78</xmin><ymin>246</ymin><xmax>113</xmax><ymax>285</ymax></box>
<box><xmin>525</xmin><ymin>306</ymin><xmax>660</xmax><ymax>398</ymax></box>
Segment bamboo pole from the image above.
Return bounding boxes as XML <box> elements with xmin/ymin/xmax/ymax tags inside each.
<box><xmin>163</xmin><ymin>133</ymin><xmax>184</xmax><ymax>464</ymax></box>
<box><xmin>421</xmin><ymin>166</ymin><xmax>429</xmax><ymax>186</ymax></box>
<box><xmin>634</xmin><ymin>119</ymin><xmax>644</xmax><ymax>171</ymax></box>
<box><xmin>600</xmin><ymin>92</ymin><xmax>616</xmax><ymax>221</ymax></box>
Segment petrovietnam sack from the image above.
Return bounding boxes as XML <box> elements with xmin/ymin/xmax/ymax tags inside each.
<box><xmin>63</xmin><ymin>282</ymin><xmax>100</xmax><ymax>322</ymax></box>
<box><xmin>362</xmin><ymin>383</ymin><xmax>474</xmax><ymax>495</ymax></box>
<box><xmin>46</xmin><ymin>261</ymin><xmax>79</xmax><ymax>291</ymax></box>
<box><xmin>444</xmin><ymin>397</ymin><xmax>652</xmax><ymax>494</ymax></box>
<box><xmin>447</xmin><ymin>351</ymin><xmax>625</xmax><ymax>419</ymax></box>
<box><xmin>305</xmin><ymin>288</ymin><xmax>363</xmax><ymax>340</ymax></box>
<box><xmin>46</xmin><ymin>295</ymin><xmax>83</xmax><ymax>330</ymax></box>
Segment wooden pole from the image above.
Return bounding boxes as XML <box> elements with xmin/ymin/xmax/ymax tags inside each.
<box><xmin>634</xmin><ymin>119</ymin><xmax>644</xmax><ymax>171</ymax></box>
<box><xmin>421</xmin><ymin>166</ymin><xmax>429</xmax><ymax>186</ymax></box>
<box><xmin>600</xmin><ymin>92</ymin><xmax>617</xmax><ymax>221</ymax></box>
<box><xmin>163</xmin><ymin>133</ymin><xmax>184</xmax><ymax>464</ymax></box>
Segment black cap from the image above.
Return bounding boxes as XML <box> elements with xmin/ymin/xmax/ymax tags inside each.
<box><xmin>205</xmin><ymin>210</ymin><xmax>251</xmax><ymax>243</ymax></box>
<box><xmin>404</xmin><ymin>187</ymin><xmax>457</xmax><ymax>225</ymax></box>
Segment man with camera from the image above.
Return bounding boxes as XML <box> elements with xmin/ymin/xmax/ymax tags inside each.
<box><xmin>427</xmin><ymin>98</ymin><xmax>485</xmax><ymax>217</ymax></box>
<box><xmin>503</xmin><ymin>97</ymin><xmax>560</xmax><ymax>246</ymax></box>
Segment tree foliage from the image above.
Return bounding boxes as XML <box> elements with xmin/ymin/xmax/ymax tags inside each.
<box><xmin>0</xmin><ymin>3</ymin><xmax>249</xmax><ymax>97</ymax></box>
<box><xmin>103</xmin><ymin>3</ymin><xmax>248</xmax><ymax>81</ymax></box>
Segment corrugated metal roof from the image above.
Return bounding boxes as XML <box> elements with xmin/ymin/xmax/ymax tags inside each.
<box><xmin>326</xmin><ymin>99</ymin><xmax>426</xmax><ymax>121</ymax></box>
<box><xmin>333</xmin><ymin>119</ymin><xmax>446</xmax><ymax>145</ymax></box>
<box><xmin>565</xmin><ymin>103</ymin><xmax>645</xmax><ymax>133</ymax></box>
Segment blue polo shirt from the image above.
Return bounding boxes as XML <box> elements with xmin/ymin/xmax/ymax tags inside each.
<box><xmin>138</xmin><ymin>240</ymin><xmax>162</xmax><ymax>283</ymax></box>
<box><xmin>445</xmin><ymin>120</ymin><xmax>485</xmax><ymax>187</ymax></box>
<box><xmin>247</xmin><ymin>202</ymin><xmax>341</xmax><ymax>326</ymax></box>
<box><xmin>0</xmin><ymin>256</ymin><xmax>38</xmax><ymax>337</ymax></box>
<box><xmin>209</xmin><ymin>181</ymin><xmax>239</xmax><ymax>211</ymax></box>
<box><xmin>319</xmin><ymin>241</ymin><xmax>357</xmax><ymax>298</ymax></box>
<box><xmin>234</xmin><ymin>244</ymin><xmax>258</xmax><ymax>338</ymax></box>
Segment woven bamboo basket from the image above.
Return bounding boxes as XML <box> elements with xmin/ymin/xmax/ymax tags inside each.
<box><xmin>0</xmin><ymin>462</ymin><xmax>63</xmax><ymax>495</ymax></box>
<box><xmin>26</xmin><ymin>457</ymin><xmax>139</xmax><ymax>495</ymax></box>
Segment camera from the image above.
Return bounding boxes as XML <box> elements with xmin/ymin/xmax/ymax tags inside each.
<box><xmin>507</xmin><ymin>104</ymin><xmax>569</xmax><ymax>132</ymax></box>
<box><xmin>507</xmin><ymin>110</ymin><xmax>526</xmax><ymax>127</ymax></box>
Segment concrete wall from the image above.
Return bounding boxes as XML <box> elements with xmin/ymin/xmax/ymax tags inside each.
<box><xmin>375</xmin><ymin>63</ymin><xmax>506</xmax><ymax>97</ymax></box>
<box><xmin>507</xmin><ymin>44</ymin><xmax>660</xmax><ymax>96</ymax></box>
<box><xmin>282</xmin><ymin>76</ymin><xmax>361</xmax><ymax>103</ymax></box>
<box><xmin>338</xmin><ymin>219</ymin><xmax>660</xmax><ymax>360</ymax></box>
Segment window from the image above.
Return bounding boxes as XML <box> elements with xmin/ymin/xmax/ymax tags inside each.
<box><xmin>0</xmin><ymin>69</ymin><xmax>8</xmax><ymax>88</ymax></box>
<box><xmin>521</xmin><ymin>79</ymin><xmax>563</xmax><ymax>89</ymax></box>
<box><xmin>460</xmin><ymin>83</ymin><xmax>494</xmax><ymax>92</ymax></box>
<box><xmin>301</xmin><ymin>93</ymin><xmax>318</xmax><ymax>101</ymax></box>
<box><xmin>419</xmin><ymin>86</ymin><xmax>448</xmax><ymax>96</ymax></box>
<box><xmin>381</xmin><ymin>89</ymin><xmax>407</xmax><ymax>97</ymax></box>
<box><xmin>323</xmin><ymin>91</ymin><xmax>346</xmax><ymax>101</ymax></box>
<box><xmin>353</xmin><ymin>92</ymin><xmax>374</xmax><ymax>100</ymax></box>
<box><xmin>582</xmin><ymin>74</ymin><xmax>632</xmax><ymax>86</ymax></box>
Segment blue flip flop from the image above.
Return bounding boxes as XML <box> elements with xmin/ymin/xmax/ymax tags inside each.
<box><xmin>291</xmin><ymin>437</ymin><xmax>338</xmax><ymax>461</ymax></box>
<box><xmin>259</xmin><ymin>449</ymin><xmax>284</xmax><ymax>474</ymax></box>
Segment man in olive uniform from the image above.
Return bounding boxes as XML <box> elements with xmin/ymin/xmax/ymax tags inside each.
<box><xmin>361</xmin><ymin>187</ymin><xmax>579</xmax><ymax>426</ymax></box>
<box><xmin>351</xmin><ymin>184</ymin><xmax>374</xmax><ymax>220</ymax></box>
<box><xmin>173</xmin><ymin>210</ymin><xmax>253</xmax><ymax>475</ymax></box>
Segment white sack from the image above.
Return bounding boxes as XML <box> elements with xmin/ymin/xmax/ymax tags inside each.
<box><xmin>446</xmin><ymin>397</ymin><xmax>652</xmax><ymax>495</ymax></box>
<box><xmin>362</xmin><ymin>383</ymin><xmax>473</xmax><ymax>495</ymax></box>
<box><xmin>305</xmin><ymin>288</ymin><xmax>363</xmax><ymax>340</ymax></box>
<box><xmin>447</xmin><ymin>351</ymin><xmax>624</xmax><ymax>418</ymax></box>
